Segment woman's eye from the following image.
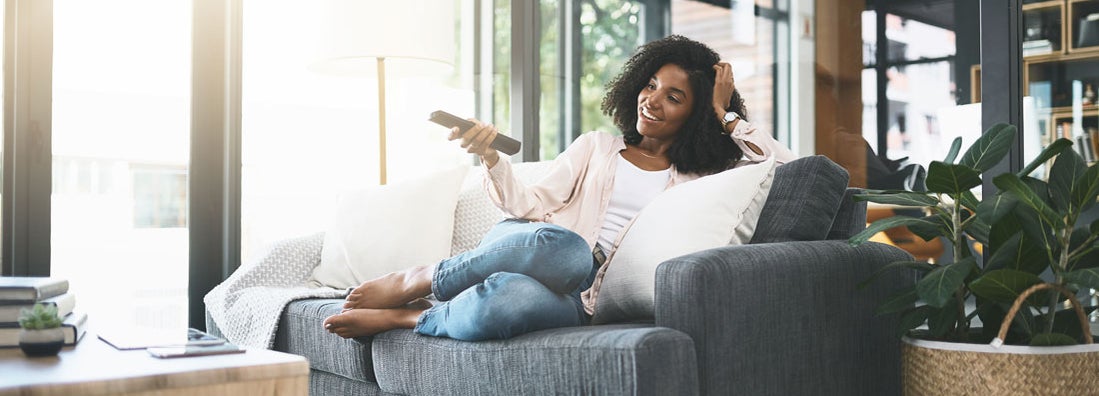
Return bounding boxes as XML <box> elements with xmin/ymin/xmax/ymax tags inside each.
<box><xmin>668</xmin><ymin>95</ymin><xmax>681</xmax><ymax>103</ymax></box>
<box><xmin>647</xmin><ymin>83</ymin><xmax>656</xmax><ymax>90</ymax></box>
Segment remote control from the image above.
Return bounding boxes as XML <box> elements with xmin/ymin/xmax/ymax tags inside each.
<box><xmin>429</xmin><ymin>110</ymin><xmax>522</xmax><ymax>155</ymax></box>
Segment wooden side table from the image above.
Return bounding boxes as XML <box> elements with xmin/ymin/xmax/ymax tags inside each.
<box><xmin>0</xmin><ymin>332</ymin><xmax>308</xmax><ymax>396</ymax></box>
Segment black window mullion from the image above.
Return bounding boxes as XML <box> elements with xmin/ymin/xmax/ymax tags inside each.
<box><xmin>2</xmin><ymin>0</ymin><xmax>53</xmax><ymax>277</ymax></box>
<box><xmin>189</xmin><ymin>0</ymin><xmax>242</xmax><ymax>330</ymax></box>
<box><xmin>979</xmin><ymin>0</ymin><xmax>1024</xmax><ymax>181</ymax></box>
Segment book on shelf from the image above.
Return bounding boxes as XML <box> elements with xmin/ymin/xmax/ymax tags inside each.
<box><xmin>0</xmin><ymin>292</ymin><xmax>76</xmax><ymax>323</ymax></box>
<box><xmin>1081</xmin><ymin>134</ymin><xmax>1096</xmax><ymax>163</ymax></box>
<box><xmin>0</xmin><ymin>311</ymin><xmax>88</xmax><ymax>347</ymax></box>
<box><xmin>0</xmin><ymin>277</ymin><xmax>69</xmax><ymax>303</ymax></box>
<box><xmin>1079</xmin><ymin>13</ymin><xmax>1099</xmax><ymax>48</ymax></box>
<box><xmin>1022</xmin><ymin>39</ymin><xmax>1053</xmax><ymax>56</ymax></box>
<box><xmin>1089</xmin><ymin>127</ymin><xmax>1099</xmax><ymax>164</ymax></box>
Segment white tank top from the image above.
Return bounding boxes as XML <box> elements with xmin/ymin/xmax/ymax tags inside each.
<box><xmin>597</xmin><ymin>154</ymin><xmax>671</xmax><ymax>252</ymax></box>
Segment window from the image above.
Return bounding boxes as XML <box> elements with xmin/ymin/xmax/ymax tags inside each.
<box><xmin>673</xmin><ymin>0</ymin><xmax>783</xmax><ymax>142</ymax></box>
<box><xmin>862</xmin><ymin>12</ymin><xmax>959</xmax><ymax>169</ymax></box>
<box><xmin>240</xmin><ymin>0</ymin><xmax>473</xmax><ymax>262</ymax></box>
<box><xmin>50</xmin><ymin>0</ymin><xmax>192</xmax><ymax>329</ymax></box>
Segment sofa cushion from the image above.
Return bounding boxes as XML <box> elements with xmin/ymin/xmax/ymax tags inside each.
<box><xmin>370</xmin><ymin>325</ymin><xmax>699</xmax><ymax>396</ymax></box>
<box><xmin>592</xmin><ymin>156</ymin><xmax>777</xmax><ymax>324</ymax></box>
<box><xmin>827</xmin><ymin>188</ymin><xmax>868</xmax><ymax>240</ymax></box>
<box><xmin>275</xmin><ymin>299</ymin><xmax>378</xmax><ymax>383</ymax></box>
<box><xmin>750</xmin><ymin>155</ymin><xmax>850</xmax><ymax>243</ymax></box>
<box><xmin>311</xmin><ymin>165</ymin><xmax>469</xmax><ymax>289</ymax></box>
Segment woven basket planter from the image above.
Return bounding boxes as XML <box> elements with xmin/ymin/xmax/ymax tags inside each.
<box><xmin>902</xmin><ymin>336</ymin><xmax>1099</xmax><ymax>395</ymax></box>
<box><xmin>902</xmin><ymin>284</ymin><xmax>1099</xmax><ymax>395</ymax></box>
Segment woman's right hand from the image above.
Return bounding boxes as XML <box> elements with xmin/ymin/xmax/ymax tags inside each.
<box><xmin>447</xmin><ymin>118</ymin><xmax>501</xmax><ymax>168</ymax></box>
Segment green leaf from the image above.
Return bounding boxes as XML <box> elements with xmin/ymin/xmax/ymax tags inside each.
<box><xmin>852</xmin><ymin>192</ymin><xmax>939</xmax><ymax>207</ymax></box>
<box><xmin>1063</xmin><ymin>268</ymin><xmax>1099</xmax><ymax>291</ymax></box>
<box><xmin>976</xmin><ymin>301</ymin><xmax>1008</xmax><ymax>341</ymax></box>
<box><xmin>1049</xmin><ymin>147</ymin><xmax>1087</xmax><ymax>213</ymax></box>
<box><xmin>1019</xmin><ymin>138</ymin><xmax>1073</xmax><ymax>178</ymax></box>
<box><xmin>848</xmin><ymin>216</ymin><xmax>942</xmax><ymax>246</ymax></box>
<box><xmin>926</xmin><ymin>162</ymin><xmax>983</xmax><ymax>194</ymax></box>
<box><xmin>859</xmin><ymin>261</ymin><xmax>936</xmax><ymax>289</ymax></box>
<box><xmin>959</xmin><ymin>190</ymin><xmax>981</xmax><ymax>213</ymax></box>
<box><xmin>909</xmin><ymin>215</ymin><xmax>949</xmax><ymax>242</ymax></box>
<box><xmin>876</xmin><ymin>286</ymin><xmax>920</xmax><ymax>315</ymax></box>
<box><xmin>1071</xmin><ymin>163</ymin><xmax>1099</xmax><ymax>213</ymax></box>
<box><xmin>993</xmin><ymin>173</ymin><xmax>1062</xmax><ymax>229</ymax></box>
<box><xmin>927</xmin><ymin>300</ymin><xmax>958</xmax><ymax>337</ymax></box>
<box><xmin>1044</xmin><ymin>307</ymin><xmax>1098</xmax><ymax>342</ymax></box>
<box><xmin>917</xmin><ymin>258</ymin><xmax>975</xmax><ymax>308</ymax></box>
<box><xmin>965</xmin><ymin>215</ymin><xmax>992</xmax><ymax>246</ymax></box>
<box><xmin>1014</xmin><ymin>204</ymin><xmax>1057</xmax><ymax>251</ymax></box>
<box><xmin>977</xmin><ymin>191</ymin><xmax>1018</xmax><ymax>225</ymax></box>
<box><xmin>968</xmin><ymin>269</ymin><xmax>1043</xmax><ymax>304</ymax></box>
<box><xmin>898</xmin><ymin>306</ymin><xmax>933</xmax><ymax>339</ymax></box>
<box><xmin>1030</xmin><ymin>333</ymin><xmax>1078</xmax><ymax>346</ymax></box>
<box><xmin>943</xmin><ymin>136</ymin><xmax>963</xmax><ymax>164</ymax></box>
<box><xmin>985</xmin><ymin>231</ymin><xmax>1049</xmax><ymax>274</ymax></box>
<box><xmin>959</xmin><ymin>123</ymin><xmax>1016</xmax><ymax>172</ymax></box>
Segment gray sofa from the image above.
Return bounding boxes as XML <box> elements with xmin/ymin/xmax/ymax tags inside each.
<box><xmin>210</xmin><ymin>155</ymin><xmax>913</xmax><ymax>396</ymax></box>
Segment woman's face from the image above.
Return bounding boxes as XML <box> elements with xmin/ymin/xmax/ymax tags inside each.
<box><xmin>636</xmin><ymin>63</ymin><xmax>694</xmax><ymax>140</ymax></box>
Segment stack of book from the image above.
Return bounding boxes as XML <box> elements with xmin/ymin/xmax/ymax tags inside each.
<box><xmin>0</xmin><ymin>277</ymin><xmax>87</xmax><ymax>347</ymax></box>
<box><xmin>1022</xmin><ymin>39</ymin><xmax>1053</xmax><ymax>57</ymax></box>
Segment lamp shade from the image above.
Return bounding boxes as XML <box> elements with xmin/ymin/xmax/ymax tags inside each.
<box><xmin>311</xmin><ymin>0</ymin><xmax>456</xmax><ymax>77</ymax></box>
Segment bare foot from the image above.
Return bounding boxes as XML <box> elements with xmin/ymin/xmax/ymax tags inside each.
<box><xmin>323</xmin><ymin>302</ymin><xmax>429</xmax><ymax>339</ymax></box>
<box><xmin>344</xmin><ymin>265</ymin><xmax>434</xmax><ymax>309</ymax></box>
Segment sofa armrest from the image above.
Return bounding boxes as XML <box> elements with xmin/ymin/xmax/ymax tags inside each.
<box><xmin>655</xmin><ymin>240</ymin><xmax>913</xmax><ymax>396</ymax></box>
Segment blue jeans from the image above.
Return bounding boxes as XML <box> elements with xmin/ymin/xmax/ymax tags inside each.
<box><xmin>414</xmin><ymin>219</ymin><xmax>596</xmax><ymax>341</ymax></box>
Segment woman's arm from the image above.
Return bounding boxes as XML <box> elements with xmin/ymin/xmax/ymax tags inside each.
<box><xmin>482</xmin><ymin>135</ymin><xmax>597</xmax><ymax>220</ymax></box>
<box><xmin>712</xmin><ymin>62</ymin><xmax>796</xmax><ymax>165</ymax></box>
<box><xmin>448</xmin><ymin>119</ymin><xmax>594</xmax><ymax>219</ymax></box>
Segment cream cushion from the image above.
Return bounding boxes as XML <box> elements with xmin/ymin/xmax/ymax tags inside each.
<box><xmin>310</xmin><ymin>165</ymin><xmax>470</xmax><ymax>289</ymax></box>
<box><xmin>592</xmin><ymin>156</ymin><xmax>777</xmax><ymax>324</ymax></box>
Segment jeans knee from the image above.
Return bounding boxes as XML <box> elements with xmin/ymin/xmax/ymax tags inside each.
<box><xmin>476</xmin><ymin>273</ymin><xmax>545</xmax><ymax>321</ymax></box>
<box><xmin>531</xmin><ymin>225</ymin><xmax>591</xmax><ymax>280</ymax></box>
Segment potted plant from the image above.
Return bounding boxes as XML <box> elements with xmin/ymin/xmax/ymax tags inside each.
<box><xmin>17</xmin><ymin>303</ymin><xmax>65</xmax><ymax>357</ymax></box>
<box><xmin>849</xmin><ymin>123</ymin><xmax>1099</xmax><ymax>394</ymax></box>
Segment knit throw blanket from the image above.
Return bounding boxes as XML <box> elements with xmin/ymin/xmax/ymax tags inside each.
<box><xmin>204</xmin><ymin>232</ymin><xmax>346</xmax><ymax>349</ymax></box>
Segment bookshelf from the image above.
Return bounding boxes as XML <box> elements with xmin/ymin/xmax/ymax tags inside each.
<box><xmin>1023</xmin><ymin>0</ymin><xmax>1099</xmax><ymax>164</ymax></box>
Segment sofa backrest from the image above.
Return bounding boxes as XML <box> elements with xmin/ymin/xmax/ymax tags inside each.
<box><xmin>749</xmin><ymin>155</ymin><xmax>854</xmax><ymax>243</ymax></box>
<box><xmin>450</xmin><ymin>155</ymin><xmax>863</xmax><ymax>255</ymax></box>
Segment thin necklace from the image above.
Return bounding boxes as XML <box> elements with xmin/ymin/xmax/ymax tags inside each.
<box><xmin>633</xmin><ymin>147</ymin><xmax>661</xmax><ymax>159</ymax></box>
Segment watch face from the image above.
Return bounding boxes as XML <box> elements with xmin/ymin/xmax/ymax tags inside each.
<box><xmin>724</xmin><ymin>112</ymin><xmax>739</xmax><ymax>123</ymax></box>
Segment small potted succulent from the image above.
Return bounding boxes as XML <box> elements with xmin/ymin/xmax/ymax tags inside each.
<box><xmin>18</xmin><ymin>303</ymin><xmax>65</xmax><ymax>357</ymax></box>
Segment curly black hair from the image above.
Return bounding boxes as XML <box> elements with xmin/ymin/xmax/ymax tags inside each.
<box><xmin>601</xmin><ymin>35</ymin><xmax>746</xmax><ymax>175</ymax></box>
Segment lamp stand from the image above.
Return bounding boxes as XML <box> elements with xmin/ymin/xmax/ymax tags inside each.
<box><xmin>377</xmin><ymin>57</ymin><xmax>387</xmax><ymax>185</ymax></box>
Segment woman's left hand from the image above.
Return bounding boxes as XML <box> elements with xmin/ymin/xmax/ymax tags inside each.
<box><xmin>712</xmin><ymin>62</ymin><xmax>736</xmax><ymax>113</ymax></box>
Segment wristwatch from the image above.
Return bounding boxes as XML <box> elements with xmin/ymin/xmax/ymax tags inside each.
<box><xmin>720</xmin><ymin>111</ymin><xmax>741</xmax><ymax>134</ymax></box>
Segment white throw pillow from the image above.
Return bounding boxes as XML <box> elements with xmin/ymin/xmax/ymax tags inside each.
<box><xmin>591</xmin><ymin>156</ymin><xmax>777</xmax><ymax>324</ymax></box>
<box><xmin>310</xmin><ymin>165</ymin><xmax>470</xmax><ymax>289</ymax></box>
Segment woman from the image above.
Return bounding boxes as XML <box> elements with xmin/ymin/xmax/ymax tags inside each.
<box><xmin>324</xmin><ymin>35</ymin><xmax>795</xmax><ymax>341</ymax></box>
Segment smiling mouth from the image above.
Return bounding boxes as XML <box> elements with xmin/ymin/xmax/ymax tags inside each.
<box><xmin>639</xmin><ymin>107</ymin><xmax>660</xmax><ymax>121</ymax></box>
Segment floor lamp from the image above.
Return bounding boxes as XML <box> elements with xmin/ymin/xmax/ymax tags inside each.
<box><xmin>312</xmin><ymin>0</ymin><xmax>455</xmax><ymax>185</ymax></box>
